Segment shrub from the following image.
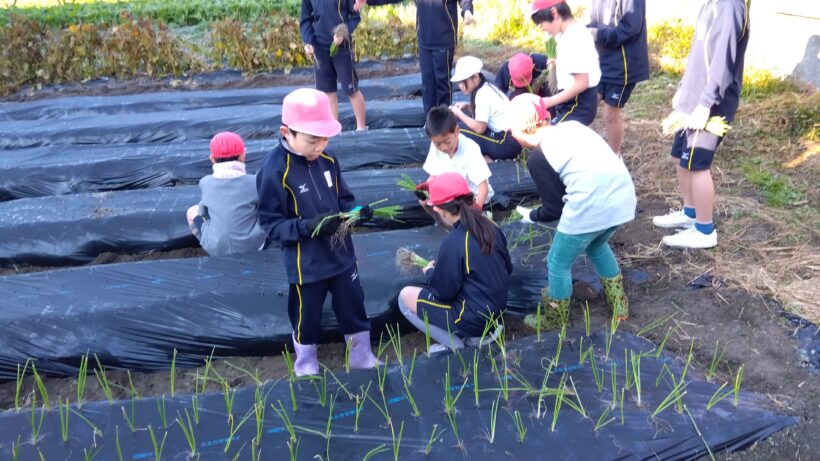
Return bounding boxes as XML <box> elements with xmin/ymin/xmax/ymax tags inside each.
<box><xmin>647</xmin><ymin>19</ymin><xmax>694</xmax><ymax>75</ymax></box>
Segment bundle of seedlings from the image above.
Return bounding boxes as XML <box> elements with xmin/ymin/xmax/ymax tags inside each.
<box><xmin>330</xmin><ymin>23</ymin><xmax>349</xmax><ymax>57</ymax></box>
<box><xmin>310</xmin><ymin>199</ymin><xmax>403</xmax><ymax>248</ymax></box>
<box><xmin>661</xmin><ymin>112</ymin><xmax>732</xmax><ymax>137</ymax></box>
<box><xmin>532</xmin><ymin>36</ymin><xmax>558</xmax><ymax>95</ymax></box>
<box><xmin>397</xmin><ymin>173</ymin><xmax>426</xmax><ymax>197</ymax></box>
<box><xmin>395</xmin><ymin>247</ymin><xmax>430</xmax><ymax>274</ymax></box>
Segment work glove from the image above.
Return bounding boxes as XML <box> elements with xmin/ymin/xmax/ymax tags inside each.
<box><xmin>305</xmin><ymin>212</ymin><xmax>343</xmax><ymax>237</ymax></box>
<box><xmin>358</xmin><ymin>205</ymin><xmax>373</xmax><ymax>222</ymax></box>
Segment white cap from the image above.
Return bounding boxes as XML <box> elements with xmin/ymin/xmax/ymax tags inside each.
<box><xmin>450</xmin><ymin>56</ymin><xmax>483</xmax><ymax>82</ymax></box>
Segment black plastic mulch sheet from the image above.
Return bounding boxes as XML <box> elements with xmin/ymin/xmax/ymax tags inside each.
<box><xmin>0</xmin><ymin>100</ymin><xmax>425</xmax><ymax>149</ymax></box>
<box><xmin>783</xmin><ymin>312</ymin><xmax>819</xmax><ymax>371</ymax></box>
<box><xmin>0</xmin><ymin>73</ymin><xmax>422</xmax><ymax>121</ymax></box>
<box><xmin>0</xmin><ymin>222</ymin><xmax>636</xmax><ymax>379</ymax></box>
<box><xmin>0</xmin><ymin>128</ymin><xmax>430</xmax><ymax>200</ymax></box>
<box><xmin>0</xmin><ymin>331</ymin><xmax>797</xmax><ymax>460</ymax></box>
<box><xmin>0</xmin><ymin>162</ymin><xmax>535</xmax><ymax>265</ymax></box>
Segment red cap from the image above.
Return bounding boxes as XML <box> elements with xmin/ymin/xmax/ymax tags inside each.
<box><xmin>209</xmin><ymin>132</ymin><xmax>245</xmax><ymax>159</ymax></box>
<box><xmin>531</xmin><ymin>0</ymin><xmax>564</xmax><ymax>15</ymax></box>
<box><xmin>509</xmin><ymin>93</ymin><xmax>551</xmax><ymax>131</ymax></box>
<box><xmin>416</xmin><ymin>172</ymin><xmax>471</xmax><ymax>207</ymax></box>
<box><xmin>282</xmin><ymin>88</ymin><xmax>342</xmax><ymax>138</ymax></box>
<box><xmin>508</xmin><ymin>53</ymin><xmax>535</xmax><ymax>88</ymax></box>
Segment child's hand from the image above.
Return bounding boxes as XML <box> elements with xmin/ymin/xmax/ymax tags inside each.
<box><xmin>463</xmin><ymin>11</ymin><xmax>475</xmax><ymax>25</ymax></box>
<box><xmin>423</xmin><ymin>260</ymin><xmax>436</xmax><ymax>274</ymax></box>
<box><xmin>333</xmin><ymin>34</ymin><xmax>345</xmax><ymax>46</ymax></box>
<box><xmin>353</xmin><ymin>0</ymin><xmax>366</xmax><ymax>12</ymax></box>
<box><xmin>304</xmin><ymin>44</ymin><xmax>315</xmax><ymax>59</ymax></box>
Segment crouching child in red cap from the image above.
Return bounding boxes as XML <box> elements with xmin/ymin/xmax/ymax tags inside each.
<box><xmin>256</xmin><ymin>88</ymin><xmax>378</xmax><ymax>376</ymax></box>
<box><xmin>495</xmin><ymin>52</ymin><xmax>551</xmax><ymax>99</ymax></box>
<box><xmin>399</xmin><ymin>172</ymin><xmax>513</xmax><ymax>352</ymax></box>
<box><xmin>186</xmin><ymin>132</ymin><xmax>267</xmax><ymax>257</ymax></box>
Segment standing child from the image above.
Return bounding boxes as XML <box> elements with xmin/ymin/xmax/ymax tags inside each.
<box><xmin>652</xmin><ymin>0</ymin><xmax>749</xmax><ymax>249</ymax></box>
<box><xmin>419</xmin><ymin>106</ymin><xmax>494</xmax><ymax>227</ymax></box>
<box><xmin>509</xmin><ymin>94</ymin><xmax>635</xmax><ymax>330</ymax></box>
<box><xmin>588</xmin><ymin>0</ymin><xmax>650</xmax><ymax>154</ymax></box>
<box><xmin>530</xmin><ymin>0</ymin><xmax>601</xmax><ymax>126</ymax></box>
<box><xmin>301</xmin><ymin>0</ymin><xmax>367</xmax><ymax>130</ymax></box>
<box><xmin>256</xmin><ymin>88</ymin><xmax>378</xmax><ymax>376</ymax></box>
<box><xmin>186</xmin><ymin>132</ymin><xmax>267</xmax><ymax>257</ymax></box>
<box><xmin>398</xmin><ymin>172</ymin><xmax>513</xmax><ymax>351</ymax></box>
<box><xmin>449</xmin><ymin>56</ymin><xmax>522</xmax><ymax>162</ymax></box>
<box><xmin>356</xmin><ymin>0</ymin><xmax>475</xmax><ymax>114</ymax></box>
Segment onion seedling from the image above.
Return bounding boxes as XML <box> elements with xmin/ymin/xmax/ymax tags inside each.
<box><xmin>344</xmin><ymin>336</ymin><xmax>352</xmax><ymax>374</ymax></box>
<box><xmin>391</xmin><ymin>420</ymin><xmax>405</xmax><ymax>461</ymax></box>
<box><xmin>15</xmin><ymin>359</ymin><xmax>31</xmax><ymax>411</ymax></box>
<box><xmin>147</xmin><ymin>425</ymin><xmax>167</xmax><ymax>461</ymax></box>
<box><xmin>655</xmin><ymin>326</ymin><xmax>676</xmax><ymax>359</ymax></box>
<box><xmin>59</xmin><ymin>398</ymin><xmax>70</xmax><ymax>442</ymax></box>
<box><xmin>121</xmin><ymin>404</ymin><xmax>136</xmax><ymax>432</ymax></box>
<box><xmin>594</xmin><ymin>407</ymin><xmax>615</xmax><ymax>432</ymax></box>
<box><xmin>271</xmin><ymin>400</ymin><xmax>297</xmax><ymax>443</ymax></box>
<box><xmin>223</xmin><ymin>380</ymin><xmax>236</xmax><ymax>423</ymax></box>
<box><xmin>31</xmin><ymin>363</ymin><xmax>50</xmax><ymax>410</ymax></box>
<box><xmin>386</xmin><ymin>324</ymin><xmax>403</xmax><ymax>368</ymax></box>
<box><xmin>287</xmin><ymin>438</ymin><xmax>300</xmax><ymax>461</ymax></box>
<box><xmin>610</xmin><ymin>362</ymin><xmax>618</xmax><ymax>410</ymax></box>
<box><xmin>706</xmin><ymin>341</ymin><xmax>725</xmax><ymax>383</ymax></box>
<box><xmin>282</xmin><ymin>348</ymin><xmax>295</xmax><ymax>381</ymax></box>
<box><xmin>93</xmin><ymin>354</ymin><xmax>114</xmax><ymax>404</ymax></box>
<box><xmin>423</xmin><ymin>311</ymin><xmax>431</xmax><ymax>357</ymax></box>
<box><xmin>311</xmin><ymin>369</ymin><xmax>329</xmax><ymax>407</ymax></box>
<box><xmin>563</xmin><ymin>377</ymin><xmax>587</xmax><ymax>419</ymax></box>
<box><xmin>637</xmin><ymin>312</ymin><xmax>677</xmax><ymax>337</ymax></box>
<box><xmin>176</xmin><ymin>409</ymin><xmax>198</xmax><ymax>458</ymax></box>
<box><xmin>509</xmin><ymin>409</ymin><xmax>528</xmax><ymax>443</ymax></box>
<box><xmin>550</xmin><ymin>374</ymin><xmax>566</xmax><ymax>432</ymax></box>
<box><xmin>70</xmin><ymin>406</ymin><xmax>102</xmax><ymax>439</ymax></box>
<box><xmin>362</xmin><ymin>444</ymin><xmax>388</xmax><ymax>461</ymax></box>
<box><xmin>354</xmin><ymin>382</ymin><xmax>371</xmax><ymax>432</ymax></box>
<box><xmin>397</xmin><ymin>173</ymin><xmax>419</xmax><ymax>193</ymax></box>
<box><xmin>84</xmin><ymin>446</ymin><xmax>100</xmax><ymax>461</ymax></box>
<box><xmin>329</xmin><ymin>23</ymin><xmax>348</xmax><ymax>57</ymax></box>
<box><xmin>483</xmin><ymin>396</ymin><xmax>501</xmax><ymax>443</ymax></box>
<box><xmin>156</xmin><ymin>395</ymin><xmax>168</xmax><ymax>429</ymax></box>
<box><xmin>733</xmin><ymin>365</ymin><xmax>744</xmax><ymax>407</ymax></box>
<box><xmin>29</xmin><ymin>400</ymin><xmax>46</xmax><ymax>445</ymax></box>
<box><xmin>472</xmin><ymin>350</ymin><xmax>480</xmax><ymax>408</ymax></box>
<box><xmin>631</xmin><ymin>351</ymin><xmax>642</xmax><ymax>407</ymax></box>
<box><xmin>225</xmin><ymin>406</ymin><xmax>254</xmax><ymax>453</ymax></box>
<box><xmin>589</xmin><ymin>352</ymin><xmax>603</xmax><ymax>394</ymax></box>
<box><xmin>652</xmin><ymin>375</ymin><xmax>688</xmax><ymax>418</ymax></box>
<box><xmin>706</xmin><ymin>382</ymin><xmax>732</xmax><ymax>410</ymax></box>
<box><xmin>191</xmin><ymin>394</ymin><xmax>200</xmax><ymax>424</ymax></box>
<box><xmin>443</xmin><ymin>358</ymin><xmax>468</xmax><ymax>415</ymax></box>
<box><xmin>535</xmin><ymin>303</ymin><xmax>542</xmax><ymax>342</ymax></box>
<box><xmin>405</xmin><ymin>349</ymin><xmax>417</xmax><ymax>386</ymax></box>
<box><xmin>403</xmin><ymin>377</ymin><xmax>420</xmax><ymax>417</ymax></box>
<box><xmin>684</xmin><ymin>404</ymin><xmax>717</xmax><ymax>461</ymax></box>
<box><xmin>579</xmin><ymin>338</ymin><xmax>592</xmax><ymax>366</ymax></box>
<box><xmin>583</xmin><ymin>303</ymin><xmax>591</xmax><ymax>337</ymax></box>
<box><xmin>425</xmin><ymin>424</ymin><xmax>444</xmax><ymax>454</ymax></box>
<box><xmin>395</xmin><ymin>247</ymin><xmax>429</xmax><ymax>274</ymax></box>
<box><xmin>680</xmin><ymin>338</ymin><xmax>695</xmax><ymax>382</ymax></box>
<box><xmin>115</xmin><ymin>426</ymin><xmax>123</xmax><ymax>461</ymax></box>
<box><xmin>170</xmin><ymin>348</ymin><xmax>177</xmax><ymax>397</ymax></box>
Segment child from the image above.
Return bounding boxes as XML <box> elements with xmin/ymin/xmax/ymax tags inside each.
<box><xmin>420</xmin><ymin>106</ymin><xmax>494</xmax><ymax>227</ymax></box>
<box><xmin>398</xmin><ymin>172</ymin><xmax>513</xmax><ymax>350</ymax></box>
<box><xmin>509</xmin><ymin>94</ymin><xmax>635</xmax><ymax>330</ymax></box>
<box><xmin>588</xmin><ymin>0</ymin><xmax>650</xmax><ymax>154</ymax></box>
<box><xmin>449</xmin><ymin>56</ymin><xmax>522</xmax><ymax>162</ymax></box>
<box><xmin>652</xmin><ymin>0</ymin><xmax>749</xmax><ymax>249</ymax></box>
<box><xmin>495</xmin><ymin>52</ymin><xmax>550</xmax><ymax>99</ymax></box>
<box><xmin>356</xmin><ymin>0</ymin><xmax>475</xmax><ymax>114</ymax></box>
<box><xmin>256</xmin><ymin>88</ymin><xmax>378</xmax><ymax>376</ymax></box>
<box><xmin>186</xmin><ymin>132</ymin><xmax>267</xmax><ymax>257</ymax></box>
<box><xmin>530</xmin><ymin>0</ymin><xmax>601</xmax><ymax>126</ymax></box>
<box><xmin>300</xmin><ymin>0</ymin><xmax>367</xmax><ymax>130</ymax></box>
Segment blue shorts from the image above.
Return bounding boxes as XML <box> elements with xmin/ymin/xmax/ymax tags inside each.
<box><xmin>314</xmin><ymin>46</ymin><xmax>359</xmax><ymax>96</ymax></box>
<box><xmin>670</xmin><ymin>129</ymin><xmax>724</xmax><ymax>171</ymax></box>
<box><xmin>416</xmin><ymin>288</ymin><xmax>462</xmax><ymax>335</ymax></box>
<box><xmin>553</xmin><ymin>86</ymin><xmax>598</xmax><ymax>126</ymax></box>
<box><xmin>597</xmin><ymin>82</ymin><xmax>637</xmax><ymax>108</ymax></box>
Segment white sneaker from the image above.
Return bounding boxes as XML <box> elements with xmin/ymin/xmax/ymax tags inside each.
<box><xmin>652</xmin><ymin>209</ymin><xmax>696</xmax><ymax>228</ymax></box>
<box><xmin>662</xmin><ymin>227</ymin><xmax>717</xmax><ymax>249</ymax></box>
<box><xmin>517</xmin><ymin>205</ymin><xmax>535</xmax><ymax>224</ymax></box>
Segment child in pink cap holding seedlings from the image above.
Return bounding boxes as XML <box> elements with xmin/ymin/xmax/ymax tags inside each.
<box><xmin>398</xmin><ymin>172</ymin><xmax>512</xmax><ymax>352</ymax></box>
<box><xmin>495</xmin><ymin>52</ymin><xmax>550</xmax><ymax>99</ymax></box>
<box><xmin>186</xmin><ymin>132</ymin><xmax>267</xmax><ymax>257</ymax></box>
<box><xmin>256</xmin><ymin>88</ymin><xmax>378</xmax><ymax>376</ymax></box>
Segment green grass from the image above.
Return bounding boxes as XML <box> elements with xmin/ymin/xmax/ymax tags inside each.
<box><xmin>740</xmin><ymin>159</ymin><xmax>806</xmax><ymax>208</ymax></box>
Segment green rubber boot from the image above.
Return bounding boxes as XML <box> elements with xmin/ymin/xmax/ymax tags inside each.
<box><xmin>524</xmin><ymin>289</ymin><xmax>570</xmax><ymax>331</ymax></box>
<box><xmin>602</xmin><ymin>273</ymin><xmax>629</xmax><ymax>321</ymax></box>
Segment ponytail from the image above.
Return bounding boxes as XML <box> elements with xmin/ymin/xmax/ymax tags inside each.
<box><xmin>438</xmin><ymin>194</ymin><xmax>496</xmax><ymax>255</ymax></box>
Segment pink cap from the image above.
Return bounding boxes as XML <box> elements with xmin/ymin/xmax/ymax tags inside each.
<box><xmin>209</xmin><ymin>132</ymin><xmax>245</xmax><ymax>158</ymax></box>
<box><xmin>416</xmin><ymin>172</ymin><xmax>471</xmax><ymax>206</ymax></box>
<box><xmin>282</xmin><ymin>88</ymin><xmax>342</xmax><ymax>138</ymax></box>
<box><xmin>508</xmin><ymin>53</ymin><xmax>535</xmax><ymax>88</ymax></box>
<box><xmin>531</xmin><ymin>0</ymin><xmax>564</xmax><ymax>14</ymax></box>
<box><xmin>509</xmin><ymin>93</ymin><xmax>551</xmax><ymax>131</ymax></box>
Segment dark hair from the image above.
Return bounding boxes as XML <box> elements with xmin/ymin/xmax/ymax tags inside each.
<box><xmin>425</xmin><ymin>106</ymin><xmax>458</xmax><ymax>137</ymax></box>
<box><xmin>213</xmin><ymin>155</ymin><xmax>242</xmax><ymax>163</ymax></box>
<box><xmin>531</xmin><ymin>3</ymin><xmax>572</xmax><ymax>24</ymax></box>
<box><xmin>469</xmin><ymin>73</ymin><xmax>507</xmax><ymax>116</ymax></box>
<box><xmin>438</xmin><ymin>194</ymin><xmax>496</xmax><ymax>255</ymax></box>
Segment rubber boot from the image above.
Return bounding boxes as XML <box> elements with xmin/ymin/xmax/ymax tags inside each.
<box><xmin>602</xmin><ymin>273</ymin><xmax>629</xmax><ymax>321</ymax></box>
<box><xmin>345</xmin><ymin>330</ymin><xmax>378</xmax><ymax>370</ymax></box>
<box><xmin>524</xmin><ymin>289</ymin><xmax>570</xmax><ymax>331</ymax></box>
<box><xmin>292</xmin><ymin>334</ymin><xmax>319</xmax><ymax>377</ymax></box>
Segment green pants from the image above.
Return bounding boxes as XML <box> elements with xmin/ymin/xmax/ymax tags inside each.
<box><xmin>548</xmin><ymin>226</ymin><xmax>621</xmax><ymax>301</ymax></box>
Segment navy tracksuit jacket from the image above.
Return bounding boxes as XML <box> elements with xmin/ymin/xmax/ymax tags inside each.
<box><xmin>425</xmin><ymin>221</ymin><xmax>513</xmax><ymax>336</ymax></box>
<box><xmin>367</xmin><ymin>0</ymin><xmax>474</xmax><ymax>112</ymax></box>
<box><xmin>589</xmin><ymin>0</ymin><xmax>650</xmax><ymax>86</ymax></box>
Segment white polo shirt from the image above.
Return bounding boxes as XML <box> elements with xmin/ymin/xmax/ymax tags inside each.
<box><xmin>556</xmin><ymin>22</ymin><xmax>601</xmax><ymax>90</ymax></box>
<box><xmin>423</xmin><ymin>134</ymin><xmax>494</xmax><ymax>203</ymax></box>
<box><xmin>474</xmin><ymin>83</ymin><xmax>512</xmax><ymax>133</ymax></box>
